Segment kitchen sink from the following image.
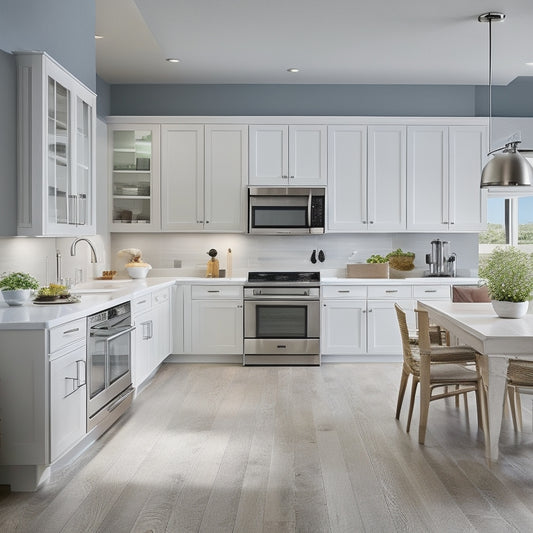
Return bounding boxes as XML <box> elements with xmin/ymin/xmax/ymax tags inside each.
<box><xmin>71</xmin><ymin>279</ymin><xmax>133</xmax><ymax>293</ymax></box>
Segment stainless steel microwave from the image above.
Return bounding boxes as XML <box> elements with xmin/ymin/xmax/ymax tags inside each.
<box><xmin>248</xmin><ymin>187</ymin><xmax>326</xmax><ymax>235</ymax></box>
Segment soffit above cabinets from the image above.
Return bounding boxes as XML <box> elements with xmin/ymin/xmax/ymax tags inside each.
<box><xmin>96</xmin><ymin>0</ymin><xmax>533</xmax><ymax>85</ymax></box>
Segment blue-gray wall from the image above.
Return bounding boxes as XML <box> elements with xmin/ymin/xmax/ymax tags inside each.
<box><xmin>109</xmin><ymin>77</ymin><xmax>533</xmax><ymax>117</ymax></box>
<box><xmin>0</xmin><ymin>0</ymin><xmax>96</xmax><ymax>235</ymax></box>
<box><xmin>96</xmin><ymin>75</ymin><xmax>111</xmax><ymax>118</ymax></box>
<box><xmin>0</xmin><ymin>0</ymin><xmax>95</xmax><ymax>91</ymax></box>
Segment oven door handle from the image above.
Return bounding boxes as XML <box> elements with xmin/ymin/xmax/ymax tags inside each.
<box><xmin>105</xmin><ymin>325</ymin><xmax>136</xmax><ymax>343</ymax></box>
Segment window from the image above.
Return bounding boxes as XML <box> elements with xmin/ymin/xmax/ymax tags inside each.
<box><xmin>479</xmin><ymin>196</ymin><xmax>533</xmax><ymax>254</ymax></box>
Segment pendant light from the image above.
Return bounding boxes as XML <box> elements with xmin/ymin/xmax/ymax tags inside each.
<box><xmin>478</xmin><ymin>12</ymin><xmax>533</xmax><ymax>188</ymax></box>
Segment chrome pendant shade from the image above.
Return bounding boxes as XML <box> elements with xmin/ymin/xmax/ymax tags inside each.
<box><xmin>478</xmin><ymin>12</ymin><xmax>533</xmax><ymax>188</ymax></box>
<box><xmin>481</xmin><ymin>142</ymin><xmax>533</xmax><ymax>187</ymax></box>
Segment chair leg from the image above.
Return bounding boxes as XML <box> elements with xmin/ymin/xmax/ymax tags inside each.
<box><xmin>463</xmin><ymin>392</ymin><xmax>469</xmax><ymax>411</ymax></box>
<box><xmin>419</xmin><ymin>361</ymin><xmax>431</xmax><ymax>445</ymax></box>
<box><xmin>475</xmin><ymin>386</ymin><xmax>483</xmax><ymax>430</ymax></box>
<box><xmin>508</xmin><ymin>386</ymin><xmax>519</xmax><ymax>431</ymax></box>
<box><xmin>406</xmin><ymin>377</ymin><xmax>419</xmax><ymax>434</ymax></box>
<box><xmin>515</xmin><ymin>387</ymin><xmax>522</xmax><ymax>431</ymax></box>
<box><xmin>396</xmin><ymin>366</ymin><xmax>410</xmax><ymax>420</ymax></box>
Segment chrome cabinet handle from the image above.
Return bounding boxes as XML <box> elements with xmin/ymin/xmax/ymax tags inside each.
<box><xmin>207</xmin><ymin>290</ymin><xmax>220</xmax><ymax>293</ymax></box>
<box><xmin>282</xmin><ymin>175</ymin><xmax>288</xmax><ymax>179</ymax></box>
<box><xmin>290</xmin><ymin>175</ymin><xmax>294</xmax><ymax>179</ymax></box>
<box><xmin>137</xmin><ymin>300</ymin><xmax>147</xmax><ymax>305</ymax></box>
<box><xmin>369</xmin><ymin>221</ymin><xmax>374</xmax><ymax>224</ymax></box>
<box><xmin>424</xmin><ymin>289</ymin><xmax>437</xmax><ymax>293</ymax></box>
<box><xmin>385</xmin><ymin>290</ymin><xmax>398</xmax><ymax>293</ymax></box>
<box><xmin>62</xmin><ymin>327</ymin><xmax>80</xmax><ymax>335</ymax></box>
<box><xmin>338</xmin><ymin>290</ymin><xmax>350</xmax><ymax>293</ymax></box>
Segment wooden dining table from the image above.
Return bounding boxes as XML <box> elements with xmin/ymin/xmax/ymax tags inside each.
<box><xmin>417</xmin><ymin>300</ymin><xmax>533</xmax><ymax>462</ymax></box>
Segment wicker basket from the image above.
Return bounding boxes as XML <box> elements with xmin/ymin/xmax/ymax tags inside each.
<box><xmin>388</xmin><ymin>255</ymin><xmax>415</xmax><ymax>271</ymax></box>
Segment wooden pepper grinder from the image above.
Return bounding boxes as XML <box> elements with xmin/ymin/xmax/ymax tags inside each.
<box><xmin>206</xmin><ymin>248</ymin><xmax>219</xmax><ymax>278</ymax></box>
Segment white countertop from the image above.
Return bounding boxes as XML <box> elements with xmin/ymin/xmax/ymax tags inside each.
<box><xmin>320</xmin><ymin>277</ymin><xmax>480</xmax><ymax>285</ymax></box>
<box><xmin>0</xmin><ymin>275</ymin><xmax>478</xmax><ymax>330</ymax></box>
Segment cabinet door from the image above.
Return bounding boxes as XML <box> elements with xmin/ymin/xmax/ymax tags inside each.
<box><xmin>154</xmin><ymin>290</ymin><xmax>171</xmax><ymax>366</ymax></box>
<box><xmin>50</xmin><ymin>345</ymin><xmax>86</xmax><ymax>462</ymax></box>
<box><xmin>288</xmin><ymin>125</ymin><xmax>327</xmax><ymax>185</ymax></box>
<box><xmin>161</xmin><ymin>124</ymin><xmax>204</xmax><ymax>231</ymax></box>
<box><xmin>133</xmin><ymin>308</ymin><xmax>156</xmax><ymax>387</ymax></box>
<box><xmin>17</xmin><ymin>52</ymin><xmax>96</xmax><ymax>236</ymax></box>
<box><xmin>321</xmin><ymin>300</ymin><xmax>366</xmax><ymax>355</ymax></box>
<box><xmin>327</xmin><ymin>125</ymin><xmax>367</xmax><ymax>231</ymax></box>
<box><xmin>449</xmin><ymin>126</ymin><xmax>487</xmax><ymax>231</ymax></box>
<box><xmin>191</xmin><ymin>300</ymin><xmax>243</xmax><ymax>354</ymax></box>
<box><xmin>109</xmin><ymin>124</ymin><xmax>161</xmax><ymax>232</ymax></box>
<box><xmin>367</xmin><ymin>300</ymin><xmax>414</xmax><ymax>354</ymax></box>
<box><xmin>407</xmin><ymin>126</ymin><xmax>449</xmax><ymax>231</ymax></box>
<box><xmin>249</xmin><ymin>125</ymin><xmax>288</xmax><ymax>185</ymax></box>
<box><xmin>367</xmin><ymin>125</ymin><xmax>406</xmax><ymax>231</ymax></box>
<box><xmin>205</xmin><ymin>125</ymin><xmax>248</xmax><ymax>232</ymax></box>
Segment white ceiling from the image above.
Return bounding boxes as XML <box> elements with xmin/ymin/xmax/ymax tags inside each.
<box><xmin>95</xmin><ymin>0</ymin><xmax>533</xmax><ymax>86</ymax></box>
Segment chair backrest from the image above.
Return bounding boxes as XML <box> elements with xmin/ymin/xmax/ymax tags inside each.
<box><xmin>394</xmin><ymin>303</ymin><xmax>418</xmax><ymax>367</ymax></box>
<box><xmin>414</xmin><ymin>308</ymin><xmax>432</xmax><ymax>354</ymax></box>
<box><xmin>452</xmin><ymin>285</ymin><xmax>490</xmax><ymax>302</ymax></box>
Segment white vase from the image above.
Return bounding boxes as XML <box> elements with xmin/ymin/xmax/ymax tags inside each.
<box><xmin>126</xmin><ymin>265</ymin><xmax>152</xmax><ymax>279</ymax></box>
<box><xmin>491</xmin><ymin>300</ymin><xmax>529</xmax><ymax>319</ymax></box>
<box><xmin>1</xmin><ymin>289</ymin><xmax>32</xmax><ymax>306</ymax></box>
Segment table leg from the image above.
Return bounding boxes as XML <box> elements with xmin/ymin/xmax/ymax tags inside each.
<box><xmin>485</xmin><ymin>355</ymin><xmax>508</xmax><ymax>462</ymax></box>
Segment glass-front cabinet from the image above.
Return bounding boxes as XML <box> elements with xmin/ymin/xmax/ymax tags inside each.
<box><xmin>109</xmin><ymin>124</ymin><xmax>160</xmax><ymax>232</ymax></box>
<box><xmin>16</xmin><ymin>52</ymin><xmax>96</xmax><ymax>236</ymax></box>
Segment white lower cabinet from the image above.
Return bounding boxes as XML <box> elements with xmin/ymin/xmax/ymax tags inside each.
<box><xmin>321</xmin><ymin>284</ymin><xmax>451</xmax><ymax>357</ymax></box>
<box><xmin>321</xmin><ymin>299</ymin><xmax>367</xmax><ymax>355</ymax></box>
<box><xmin>132</xmin><ymin>287</ymin><xmax>172</xmax><ymax>388</ymax></box>
<box><xmin>187</xmin><ymin>285</ymin><xmax>243</xmax><ymax>355</ymax></box>
<box><xmin>50</xmin><ymin>344</ymin><xmax>87</xmax><ymax>462</ymax></box>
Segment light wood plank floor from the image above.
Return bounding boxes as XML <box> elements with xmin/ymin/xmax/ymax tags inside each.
<box><xmin>1</xmin><ymin>363</ymin><xmax>533</xmax><ymax>533</ymax></box>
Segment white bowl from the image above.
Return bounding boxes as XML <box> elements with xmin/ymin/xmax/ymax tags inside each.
<box><xmin>1</xmin><ymin>289</ymin><xmax>32</xmax><ymax>306</ymax></box>
<box><xmin>126</xmin><ymin>265</ymin><xmax>152</xmax><ymax>279</ymax></box>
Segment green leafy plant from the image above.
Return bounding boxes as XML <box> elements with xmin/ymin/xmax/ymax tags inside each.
<box><xmin>0</xmin><ymin>271</ymin><xmax>40</xmax><ymax>291</ymax></box>
<box><xmin>478</xmin><ymin>247</ymin><xmax>533</xmax><ymax>302</ymax></box>
<box><xmin>366</xmin><ymin>254</ymin><xmax>388</xmax><ymax>264</ymax></box>
<box><xmin>385</xmin><ymin>248</ymin><xmax>415</xmax><ymax>259</ymax></box>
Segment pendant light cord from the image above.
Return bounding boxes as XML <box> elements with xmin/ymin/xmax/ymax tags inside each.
<box><xmin>488</xmin><ymin>17</ymin><xmax>493</xmax><ymax>151</ymax></box>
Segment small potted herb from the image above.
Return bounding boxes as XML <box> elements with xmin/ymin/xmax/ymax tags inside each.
<box><xmin>478</xmin><ymin>246</ymin><xmax>533</xmax><ymax>318</ymax></box>
<box><xmin>0</xmin><ymin>271</ymin><xmax>40</xmax><ymax>306</ymax></box>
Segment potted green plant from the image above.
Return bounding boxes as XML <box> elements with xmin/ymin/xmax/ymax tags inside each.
<box><xmin>0</xmin><ymin>271</ymin><xmax>40</xmax><ymax>306</ymax></box>
<box><xmin>478</xmin><ymin>246</ymin><xmax>533</xmax><ymax>318</ymax></box>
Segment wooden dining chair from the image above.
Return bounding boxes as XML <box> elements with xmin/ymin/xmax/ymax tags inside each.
<box><xmin>506</xmin><ymin>360</ymin><xmax>533</xmax><ymax>431</ymax></box>
<box><xmin>395</xmin><ymin>304</ymin><xmax>482</xmax><ymax>444</ymax></box>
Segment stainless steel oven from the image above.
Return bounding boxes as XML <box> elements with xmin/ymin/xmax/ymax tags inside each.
<box><xmin>244</xmin><ymin>272</ymin><xmax>320</xmax><ymax>365</ymax></box>
<box><xmin>87</xmin><ymin>302</ymin><xmax>135</xmax><ymax>431</ymax></box>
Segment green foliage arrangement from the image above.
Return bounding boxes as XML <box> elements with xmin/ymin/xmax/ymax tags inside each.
<box><xmin>366</xmin><ymin>254</ymin><xmax>388</xmax><ymax>264</ymax></box>
<box><xmin>478</xmin><ymin>247</ymin><xmax>533</xmax><ymax>302</ymax></box>
<box><xmin>0</xmin><ymin>271</ymin><xmax>40</xmax><ymax>291</ymax></box>
<box><xmin>366</xmin><ymin>248</ymin><xmax>415</xmax><ymax>264</ymax></box>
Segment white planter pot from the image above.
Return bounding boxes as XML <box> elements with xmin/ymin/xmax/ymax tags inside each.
<box><xmin>491</xmin><ymin>300</ymin><xmax>529</xmax><ymax>319</ymax></box>
<box><xmin>1</xmin><ymin>289</ymin><xmax>32</xmax><ymax>306</ymax></box>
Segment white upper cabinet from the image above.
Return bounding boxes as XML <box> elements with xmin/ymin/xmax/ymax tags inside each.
<box><xmin>407</xmin><ymin>124</ymin><xmax>487</xmax><ymax>231</ymax></box>
<box><xmin>249</xmin><ymin>125</ymin><xmax>327</xmax><ymax>186</ymax></box>
<box><xmin>328</xmin><ymin>125</ymin><xmax>406</xmax><ymax>232</ymax></box>
<box><xmin>109</xmin><ymin>124</ymin><xmax>160</xmax><ymax>232</ymax></box>
<box><xmin>448</xmin><ymin>126</ymin><xmax>487</xmax><ymax>231</ymax></box>
<box><xmin>327</xmin><ymin>125</ymin><xmax>367</xmax><ymax>231</ymax></box>
<box><xmin>367</xmin><ymin>125</ymin><xmax>406</xmax><ymax>231</ymax></box>
<box><xmin>16</xmin><ymin>52</ymin><xmax>96</xmax><ymax>236</ymax></box>
<box><xmin>161</xmin><ymin>124</ymin><xmax>204</xmax><ymax>231</ymax></box>
<box><xmin>161</xmin><ymin>124</ymin><xmax>247</xmax><ymax>232</ymax></box>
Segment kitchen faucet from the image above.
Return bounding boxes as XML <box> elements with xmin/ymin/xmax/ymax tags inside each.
<box><xmin>70</xmin><ymin>237</ymin><xmax>99</xmax><ymax>263</ymax></box>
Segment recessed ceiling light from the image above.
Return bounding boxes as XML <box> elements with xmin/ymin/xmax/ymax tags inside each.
<box><xmin>527</xmin><ymin>62</ymin><xmax>533</xmax><ymax>66</ymax></box>
<box><xmin>95</xmin><ymin>35</ymin><xmax>104</xmax><ymax>40</ymax></box>
<box><xmin>287</xmin><ymin>68</ymin><xmax>300</xmax><ymax>73</ymax></box>
<box><xmin>166</xmin><ymin>58</ymin><xmax>180</xmax><ymax>63</ymax></box>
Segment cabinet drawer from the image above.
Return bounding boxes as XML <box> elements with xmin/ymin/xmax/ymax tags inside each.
<box><xmin>413</xmin><ymin>285</ymin><xmax>450</xmax><ymax>299</ymax></box>
<box><xmin>153</xmin><ymin>287</ymin><xmax>170</xmax><ymax>306</ymax></box>
<box><xmin>50</xmin><ymin>318</ymin><xmax>86</xmax><ymax>354</ymax></box>
<box><xmin>191</xmin><ymin>285</ymin><xmax>243</xmax><ymax>299</ymax></box>
<box><xmin>132</xmin><ymin>294</ymin><xmax>152</xmax><ymax>314</ymax></box>
<box><xmin>367</xmin><ymin>285</ymin><xmax>412</xmax><ymax>299</ymax></box>
<box><xmin>322</xmin><ymin>285</ymin><xmax>367</xmax><ymax>299</ymax></box>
